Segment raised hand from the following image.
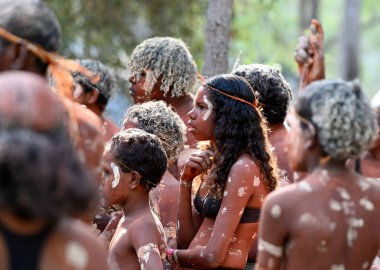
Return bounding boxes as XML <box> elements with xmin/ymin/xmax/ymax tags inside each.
<box><xmin>180</xmin><ymin>150</ymin><xmax>214</xmax><ymax>183</ymax></box>
<box><xmin>295</xmin><ymin>19</ymin><xmax>325</xmax><ymax>90</ymax></box>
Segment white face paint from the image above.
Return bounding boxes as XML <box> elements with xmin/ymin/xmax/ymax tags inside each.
<box><xmin>253</xmin><ymin>176</ymin><xmax>260</xmax><ymax>187</ymax></box>
<box><xmin>202</xmin><ymin>95</ymin><xmax>213</xmax><ymax>121</ymax></box>
<box><xmin>271</xmin><ymin>204</ymin><xmax>282</xmax><ymax>219</ymax></box>
<box><xmin>258</xmin><ymin>238</ymin><xmax>283</xmax><ymax>257</ymax></box>
<box><xmin>65</xmin><ymin>241</ymin><xmax>89</xmax><ymax>270</ymax></box>
<box><xmin>359</xmin><ymin>197</ymin><xmax>374</xmax><ymax>211</ymax></box>
<box><xmin>137</xmin><ymin>243</ymin><xmax>160</xmax><ymax>264</ymax></box>
<box><xmin>73</xmin><ymin>85</ymin><xmax>84</xmax><ymax>100</ymax></box>
<box><xmin>111</xmin><ymin>162</ymin><xmax>121</xmax><ymax>189</ymax></box>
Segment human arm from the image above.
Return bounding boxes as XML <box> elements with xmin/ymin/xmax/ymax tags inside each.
<box><xmin>255</xmin><ymin>192</ymin><xmax>288</xmax><ymax>270</ymax></box>
<box><xmin>177</xmin><ymin>150</ymin><xmax>212</xmax><ymax>248</ymax></box>
<box><xmin>98</xmin><ymin>211</ymin><xmax>123</xmax><ymax>249</ymax></box>
<box><xmin>175</xmin><ymin>157</ymin><xmax>259</xmax><ymax>268</ymax></box>
<box><xmin>130</xmin><ymin>221</ymin><xmax>164</xmax><ymax>270</ymax></box>
<box><xmin>295</xmin><ymin>19</ymin><xmax>325</xmax><ymax>90</ymax></box>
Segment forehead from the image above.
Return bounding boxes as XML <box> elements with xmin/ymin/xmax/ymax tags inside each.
<box><xmin>195</xmin><ymin>86</ymin><xmax>209</xmax><ymax>101</ymax></box>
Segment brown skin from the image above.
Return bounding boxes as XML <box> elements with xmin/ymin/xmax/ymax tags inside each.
<box><xmin>72</xmin><ymin>83</ymin><xmax>119</xmax><ymax>142</ymax></box>
<box><xmin>101</xmin><ymin>150</ymin><xmax>165</xmax><ymax>270</ymax></box>
<box><xmin>175</xmin><ymin>87</ymin><xmax>269</xmax><ymax>269</ymax></box>
<box><xmin>122</xmin><ymin>120</ymin><xmax>180</xmax><ymax>248</ymax></box>
<box><xmin>128</xmin><ymin>70</ymin><xmax>196</xmax><ymax>148</ymax></box>
<box><xmin>0</xmin><ymin>214</ymin><xmax>109</xmax><ymax>270</ymax></box>
<box><xmin>256</xmin><ymin>109</ymin><xmax>380</xmax><ymax>270</ymax></box>
<box><xmin>295</xmin><ymin>19</ymin><xmax>325</xmax><ymax>90</ymax></box>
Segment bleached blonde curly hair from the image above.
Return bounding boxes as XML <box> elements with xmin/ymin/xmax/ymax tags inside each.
<box><xmin>128</xmin><ymin>37</ymin><xmax>197</xmax><ymax>97</ymax></box>
<box><xmin>122</xmin><ymin>100</ymin><xmax>186</xmax><ymax>165</ymax></box>
<box><xmin>295</xmin><ymin>79</ymin><xmax>378</xmax><ymax>160</ymax></box>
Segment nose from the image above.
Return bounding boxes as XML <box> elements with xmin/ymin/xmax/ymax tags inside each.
<box><xmin>129</xmin><ymin>75</ymin><xmax>136</xmax><ymax>84</ymax></box>
<box><xmin>187</xmin><ymin>107</ymin><xmax>196</xmax><ymax>120</ymax></box>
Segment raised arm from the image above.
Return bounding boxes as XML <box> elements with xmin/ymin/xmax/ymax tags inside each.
<box><xmin>175</xmin><ymin>157</ymin><xmax>260</xmax><ymax>268</ymax></box>
<box><xmin>295</xmin><ymin>19</ymin><xmax>325</xmax><ymax>90</ymax></box>
<box><xmin>177</xmin><ymin>150</ymin><xmax>212</xmax><ymax>248</ymax></box>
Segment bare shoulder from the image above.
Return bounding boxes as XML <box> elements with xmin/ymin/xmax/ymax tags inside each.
<box><xmin>128</xmin><ymin>215</ymin><xmax>160</xmax><ymax>240</ymax></box>
<box><xmin>43</xmin><ymin>218</ymin><xmax>109</xmax><ymax>270</ymax></box>
<box><xmin>229</xmin><ymin>154</ymin><xmax>261</xmax><ymax>180</ymax></box>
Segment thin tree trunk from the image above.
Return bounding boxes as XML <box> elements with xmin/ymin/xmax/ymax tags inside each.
<box><xmin>202</xmin><ymin>0</ymin><xmax>233</xmax><ymax>77</ymax></box>
<box><xmin>340</xmin><ymin>0</ymin><xmax>361</xmax><ymax>80</ymax></box>
<box><xmin>299</xmin><ymin>0</ymin><xmax>320</xmax><ymax>32</ymax></box>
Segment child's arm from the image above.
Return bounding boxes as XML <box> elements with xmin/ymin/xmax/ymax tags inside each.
<box><xmin>129</xmin><ymin>221</ymin><xmax>164</xmax><ymax>270</ymax></box>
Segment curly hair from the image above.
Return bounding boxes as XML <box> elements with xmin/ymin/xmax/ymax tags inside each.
<box><xmin>129</xmin><ymin>37</ymin><xmax>197</xmax><ymax>97</ymax></box>
<box><xmin>233</xmin><ymin>64</ymin><xmax>292</xmax><ymax>124</ymax></box>
<box><xmin>73</xmin><ymin>59</ymin><xmax>115</xmax><ymax>111</ymax></box>
<box><xmin>122</xmin><ymin>101</ymin><xmax>186</xmax><ymax>165</ymax></box>
<box><xmin>295</xmin><ymin>79</ymin><xmax>378</xmax><ymax>160</ymax></box>
<box><xmin>205</xmin><ymin>74</ymin><xmax>279</xmax><ymax>193</ymax></box>
<box><xmin>110</xmin><ymin>129</ymin><xmax>167</xmax><ymax>190</ymax></box>
<box><xmin>0</xmin><ymin>129</ymin><xmax>97</xmax><ymax>221</ymax></box>
<box><xmin>0</xmin><ymin>0</ymin><xmax>61</xmax><ymax>72</ymax></box>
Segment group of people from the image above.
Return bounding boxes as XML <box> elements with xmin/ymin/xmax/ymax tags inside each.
<box><xmin>0</xmin><ymin>1</ymin><xmax>379</xmax><ymax>270</ymax></box>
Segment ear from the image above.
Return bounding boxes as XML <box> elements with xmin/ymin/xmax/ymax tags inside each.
<box><xmin>86</xmin><ymin>89</ymin><xmax>99</xmax><ymax>104</ymax></box>
<box><xmin>303</xmin><ymin>126</ymin><xmax>317</xmax><ymax>150</ymax></box>
<box><xmin>128</xmin><ymin>171</ymin><xmax>142</xmax><ymax>189</ymax></box>
<box><xmin>10</xmin><ymin>44</ymin><xmax>30</xmax><ymax>70</ymax></box>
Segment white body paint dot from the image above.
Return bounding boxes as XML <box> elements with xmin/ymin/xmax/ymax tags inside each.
<box><xmin>253</xmin><ymin>176</ymin><xmax>260</xmax><ymax>187</ymax></box>
<box><xmin>329</xmin><ymin>200</ymin><xmax>342</xmax><ymax>211</ymax></box>
<box><xmin>331</xmin><ymin>264</ymin><xmax>345</xmax><ymax>270</ymax></box>
<box><xmin>137</xmin><ymin>243</ymin><xmax>160</xmax><ymax>264</ymax></box>
<box><xmin>359</xmin><ymin>197</ymin><xmax>374</xmax><ymax>211</ymax></box>
<box><xmin>298</xmin><ymin>181</ymin><xmax>313</xmax><ymax>192</ymax></box>
<box><xmin>238</xmin><ymin>187</ymin><xmax>247</xmax><ymax>197</ymax></box>
<box><xmin>271</xmin><ymin>204</ymin><xmax>281</xmax><ymax>219</ymax></box>
<box><xmin>111</xmin><ymin>162</ymin><xmax>120</xmax><ymax>188</ymax></box>
<box><xmin>221</xmin><ymin>207</ymin><xmax>227</xmax><ymax>215</ymax></box>
<box><xmin>65</xmin><ymin>241</ymin><xmax>89</xmax><ymax>270</ymax></box>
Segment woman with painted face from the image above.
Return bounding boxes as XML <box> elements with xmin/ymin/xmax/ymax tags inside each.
<box><xmin>256</xmin><ymin>80</ymin><xmax>380</xmax><ymax>270</ymax></box>
<box><xmin>167</xmin><ymin>74</ymin><xmax>278</xmax><ymax>269</ymax></box>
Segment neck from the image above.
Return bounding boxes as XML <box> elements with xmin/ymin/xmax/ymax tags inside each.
<box><xmin>312</xmin><ymin>158</ymin><xmax>347</xmax><ymax>173</ymax></box>
<box><xmin>86</xmin><ymin>104</ymin><xmax>103</xmax><ymax>117</ymax></box>
<box><xmin>120</xmin><ymin>191</ymin><xmax>150</xmax><ymax>217</ymax></box>
<box><xmin>161</xmin><ymin>94</ymin><xmax>192</xmax><ymax>110</ymax></box>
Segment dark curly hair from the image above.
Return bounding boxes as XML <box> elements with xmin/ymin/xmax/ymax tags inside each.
<box><xmin>110</xmin><ymin>129</ymin><xmax>167</xmax><ymax>190</ymax></box>
<box><xmin>73</xmin><ymin>59</ymin><xmax>115</xmax><ymax>111</ymax></box>
<box><xmin>205</xmin><ymin>74</ymin><xmax>279</xmax><ymax>193</ymax></box>
<box><xmin>0</xmin><ymin>129</ymin><xmax>97</xmax><ymax>221</ymax></box>
<box><xmin>233</xmin><ymin>64</ymin><xmax>292</xmax><ymax>124</ymax></box>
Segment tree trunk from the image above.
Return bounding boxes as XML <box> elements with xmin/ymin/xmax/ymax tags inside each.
<box><xmin>299</xmin><ymin>0</ymin><xmax>320</xmax><ymax>32</ymax></box>
<box><xmin>340</xmin><ymin>0</ymin><xmax>361</xmax><ymax>80</ymax></box>
<box><xmin>202</xmin><ymin>0</ymin><xmax>233</xmax><ymax>77</ymax></box>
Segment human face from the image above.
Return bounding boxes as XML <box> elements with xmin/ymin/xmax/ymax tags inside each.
<box><xmin>284</xmin><ymin>108</ymin><xmax>308</xmax><ymax>172</ymax></box>
<box><xmin>101</xmin><ymin>149</ymin><xmax>131</xmax><ymax>206</ymax></box>
<box><xmin>128</xmin><ymin>69</ymin><xmax>162</xmax><ymax>104</ymax></box>
<box><xmin>187</xmin><ymin>86</ymin><xmax>215</xmax><ymax>141</ymax></box>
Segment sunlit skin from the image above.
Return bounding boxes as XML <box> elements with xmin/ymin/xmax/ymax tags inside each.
<box><xmin>256</xmin><ymin>109</ymin><xmax>380</xmax><ymax>270</ymax></box>
<box><xmin>128</xmin><ymin>70</ymin><xmax>196</xmax><ymax>148</ymax></box>
<box><xmin>175</xmin><ymin>86</ymin><xmax>269</xmax><ymax>269</ymax></box>
<box><xmin>101</xmin><ymin>149</ymin><xmax>165</xmax><ymax>270</ymax></box>
<box><xmin>122</xmin><ymin>120</ymin><xmax>180</xmax><ymax>248</ymax></box>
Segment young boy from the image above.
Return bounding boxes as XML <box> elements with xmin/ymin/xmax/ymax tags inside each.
<box><xmin>102</xmin><ymin>129</ymin><xmax>167</xmax><ymax>270</ymax></box>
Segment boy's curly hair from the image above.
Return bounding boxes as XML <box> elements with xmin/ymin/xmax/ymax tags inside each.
<box><xmin>129</xmin><ymin>37</ymin><xmax>197</xmax><ymax>97</ymax></box>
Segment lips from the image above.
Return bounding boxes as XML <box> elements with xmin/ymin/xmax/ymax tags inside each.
<box><xmin>187</xmin><ymin>122</ymin><xmax>196</xmax><ymax>133</ymax></box>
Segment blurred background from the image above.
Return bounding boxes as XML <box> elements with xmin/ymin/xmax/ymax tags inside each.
<box><xmin>45</xmin><ymin>0</ymin><xmax>380</xmax><ymax>124</ymax></box>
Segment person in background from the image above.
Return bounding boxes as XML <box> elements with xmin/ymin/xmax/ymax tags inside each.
<box><xmin>257</xmin><ymin>79</ymin><xmax>380</xmax><ymax>270</ymax></box>
<box><xmin>72</xmin><ymin>59</ymin><xmax>119</xmax><ymax>142</ymax></box>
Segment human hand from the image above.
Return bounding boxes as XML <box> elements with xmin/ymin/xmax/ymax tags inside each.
<box><xmin>180</xmin><ymin>150</ymin><xmax>213</xmax><ymax>183</ymax></box>
<box><xmin>295</xmin><ymin>19</ymin><xmax>325</xmax><ymax>90</ymax></box>
<box><xmin>99</xmin><ymin>211</ymin><xmax>123</xmax><ymax>243</ymax></box>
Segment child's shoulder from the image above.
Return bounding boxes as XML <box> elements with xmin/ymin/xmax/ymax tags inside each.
<box><xmin>128</xmin><ymin>212</ymin><xmax>160</xmax><ymax>236</ymax></box>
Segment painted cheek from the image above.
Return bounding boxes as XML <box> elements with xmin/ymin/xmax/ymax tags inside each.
<box><xmin>73</xmin><ymin>85</ymin><xmax>83</xmax><ymax>100</ymax></box>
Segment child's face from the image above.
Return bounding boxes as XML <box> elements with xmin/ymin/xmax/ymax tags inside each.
<box><xmin>101</xmin><ymin>149</ymin><xmax>131</xmax><ymax>206</ymax></box>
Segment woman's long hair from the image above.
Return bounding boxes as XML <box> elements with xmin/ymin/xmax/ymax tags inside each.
<box><xmin>205</xmin><ymin>74</ymin><xmax>278</xmax><ymax>195</ymax></box>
